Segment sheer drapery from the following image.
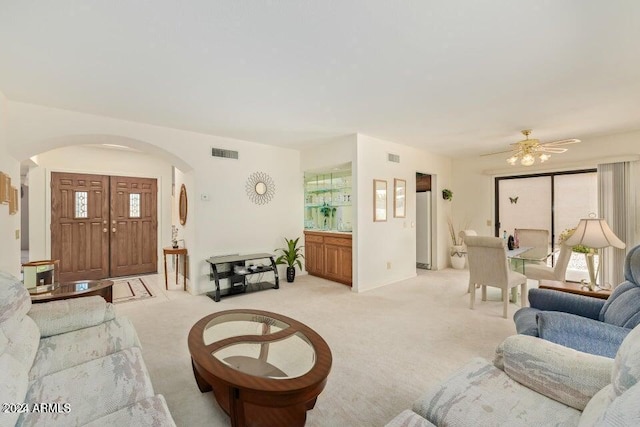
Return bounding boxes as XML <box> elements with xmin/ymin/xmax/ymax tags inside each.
<box><xmin>597</xmin><ymin>161</ymin><xmax>637</xmax><ymax>287</ymax></box>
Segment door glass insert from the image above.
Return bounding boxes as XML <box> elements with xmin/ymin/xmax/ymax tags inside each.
<box><xmin>129</xmin><ymin>193</ymin><xmax>141</xmax><ymax>218</ymax></box>
<box><xmin>74</xmin><ymin>191</ymin><xmax>88</xmax><ymax>218</ymax></box>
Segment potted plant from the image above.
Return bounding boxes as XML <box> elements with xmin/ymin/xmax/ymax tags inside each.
<box><xmin>275</xmin><ymin>237</ymin><xmax>305</xmax><ymax>283</ymax></box>
<box><xmin>442</xmin><ymin>188</ymin><xmax>453</xmax><ymax>201</ymax></box>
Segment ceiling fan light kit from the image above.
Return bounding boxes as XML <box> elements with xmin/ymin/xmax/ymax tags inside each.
<box><xmin>489</xmin><ymin>129</ymin><xmax>580</xmax><ymax>167</ymax></box>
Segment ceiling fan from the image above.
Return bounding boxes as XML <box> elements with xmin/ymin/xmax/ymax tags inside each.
<box><xmin>483</xmin><ymin>130</ymin><xmax>580</xmax><ymax>166</ymax></box>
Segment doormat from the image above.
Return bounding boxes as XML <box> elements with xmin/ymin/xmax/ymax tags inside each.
<box><xmin>112</xmin><ymin>277</ymin><xmax>155</xmax><ymax>304</ymax></box>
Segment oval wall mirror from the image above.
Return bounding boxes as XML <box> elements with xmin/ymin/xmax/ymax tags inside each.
<box><xmin>179</xmin><ymin>184</ymin><xmax>188</xmax><ymax>225</ymax></box>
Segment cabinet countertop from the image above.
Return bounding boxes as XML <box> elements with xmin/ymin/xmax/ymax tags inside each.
<box><xmin>304</xmin><ymin>230</ymin><xmax>352</xmax><ymax>236</ymax></box>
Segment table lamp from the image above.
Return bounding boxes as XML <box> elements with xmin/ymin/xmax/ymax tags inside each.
<box><xmin>563</xmin><ymin>218</ymin><xmax>626</xmax><ymax>290</ymax></box>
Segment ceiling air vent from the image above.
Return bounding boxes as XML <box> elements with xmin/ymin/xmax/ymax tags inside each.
<box><xmin>211</xmin><ymin>148</ymin><xmax>239</xmax><ymax>159</ymax></box>
<box><xmin>387</xmin><ymin>153</ymin><xmax>400</xmax><ymax>163</ymax></box>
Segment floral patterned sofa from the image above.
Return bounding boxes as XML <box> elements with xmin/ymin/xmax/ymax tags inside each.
<box><xmin>0</xmin><ymin>271</ymin><xmax>175</xmax><ymax>427</ymax></box>
<box><xmin>386</xmin><ymin>323</ymin><xmax>640</xmax><ymax>426</ymax></box>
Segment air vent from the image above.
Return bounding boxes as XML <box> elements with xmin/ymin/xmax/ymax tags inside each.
<box><xmin>211</xmin><ymin>148</ymin><xmax>239</xmax><ymax>159</ymax></box>
<box><xmin>388</xmin><ymin>153</ymin><xmax>400</xmax><ymax>163</ymax></box>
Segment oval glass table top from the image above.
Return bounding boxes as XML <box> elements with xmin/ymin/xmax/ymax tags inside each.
<box><xmin>202</xmin><ymin>312</ymin><xmax>316</xmax><ymax>380</ymax></box>
<box><xmin>190</xmin><ymin>309</ymin><xmax>332</xmax><ymax>388</ymax></box>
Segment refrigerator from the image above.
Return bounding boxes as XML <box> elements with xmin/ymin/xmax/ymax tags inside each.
<box><xmin>416</xmin><ymin>191</ymin><xmax>432</xmax><ymax>269</ymax></box>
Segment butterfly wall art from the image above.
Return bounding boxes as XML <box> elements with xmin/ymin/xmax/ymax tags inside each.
<box><xmin>509</xmin><ymin>196</ymin><xmax>519</xmax><ymax>204</ymax></box>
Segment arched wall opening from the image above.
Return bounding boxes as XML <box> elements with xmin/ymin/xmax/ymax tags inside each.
<box><xmin>21</xmin><ymin>134</ymin><xmax>195</xmax><ymax>290</ymax></box>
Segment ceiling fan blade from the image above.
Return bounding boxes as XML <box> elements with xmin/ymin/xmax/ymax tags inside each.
<box><xmin>542</xmin><ymin>138</ymin><xmax>581</xmax><ymax>146</ymax></box>
<box><xmin>480</xmin><ymin>148</ymin><xmax>517</xmax><ymax>157</ymax></box>
<box><xmin>538</xmin><ymin>147</ymin><xmax>568</xmax><ymax>154</ymax></box>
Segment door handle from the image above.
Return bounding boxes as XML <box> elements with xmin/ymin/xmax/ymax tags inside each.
<box><xmin>103</xmin><ymin>228</ymin><xmax>107</xmax><ymax>233</ymax></box>
<box><xmin>112</xmin><ymin>228</ymin><xmax>116</xmax><ymax>233</ymax></box>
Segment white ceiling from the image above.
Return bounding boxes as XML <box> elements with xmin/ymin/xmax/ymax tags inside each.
<box><xmin>1</xmin><ymin>1</ymin><xmax>639</xmax><ymax>158</ymax></box>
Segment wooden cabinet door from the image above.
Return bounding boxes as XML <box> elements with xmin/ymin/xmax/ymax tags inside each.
<box><xmin>338</xmin><ymin>245</ymin><xmax>352</xmax><ymax>284</ymax></box>
<box><xmin>324</xmin><ymin>244</ymin><xmax>341</xmax><ymax>280</ymax></box>
<box><xmin>305</xmin><ymin>241</ymin><xmax>324</xmax><ymax>274</ymax></box>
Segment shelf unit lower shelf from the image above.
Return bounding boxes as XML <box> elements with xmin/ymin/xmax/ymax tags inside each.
<box><xmin>205</xmin><ymin>253</ymin><xmax>279</xmax><ymax>302</ymax></box>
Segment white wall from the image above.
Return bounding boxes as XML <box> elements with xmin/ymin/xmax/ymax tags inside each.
<box><xmin>0</xmin><ymin>92</ymin><xmax>21</xmax><ymax>276</ymax></box>
<box><xmin>355</xmin><ymin>134</ymin><xmax>452</xmax><ymax>292</ymax></box>
<box><xmin>452</xmin><ymin>130</ymin><xmax>640</xmax><ymax>247</ymax></box>
<box><xmin>7</xmin><ymin>101</ymin><xmax>302</xmax><ymax>294</ymax></box>
<box><xmin>26</xmin><ymin>145</ymin><xmax>174</xmax><ymax>275</ymax></box>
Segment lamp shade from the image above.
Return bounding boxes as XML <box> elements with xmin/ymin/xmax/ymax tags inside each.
<box><xmin>564</xmin><ymin>218</ymin><xmax>626</xmax><ymax>249</ymax></box>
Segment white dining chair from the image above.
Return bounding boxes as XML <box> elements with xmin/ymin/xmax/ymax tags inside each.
<box><xmin>524</xmin><ymin>243</ymin><xmax>572</xmax><ymax>284</ymax></box>
<box><xmin>466</xmin><ymin>235</ymin><xmax>528</xmax><ymax>319</ymax></box>
<box><xmin>514</xmin><ymin>229</ymin><xmax>549</xmax><ymax>264</ymax></box>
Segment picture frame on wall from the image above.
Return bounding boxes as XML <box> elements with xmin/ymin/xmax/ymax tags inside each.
<box><xmin>394</xmin><ymin>178</ymin><xmax>406</xmax><ymax>218</ymax></box>
<box><xmin>9</xmin><ymin>186</ymin><xmax>18</xmax><ymax>215</ymax></box>
<box><xmin>0</xmin><ymin>173</ymin><xmax>9</xmax><ymax>204</ymax></box>
<box><xmin>373</xmin><ymin>179</ymin><xmax>387</xmax><ymax>222</ymax></box>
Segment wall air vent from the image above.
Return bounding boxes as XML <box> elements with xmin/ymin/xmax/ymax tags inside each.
<box><xmin>211</xmin><ymin>148</ymin><xmax>239</xmax><ymax>159</ymax></box>
<box><xmin>388</xmin><ymin>153</ymin><xmax>400</xmax><ymax>163</ymax></box>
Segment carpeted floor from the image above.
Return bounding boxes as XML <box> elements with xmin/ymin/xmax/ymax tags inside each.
<box><xmin>115</xmin><ymin>269</ymin><xmax>522</xmax><ymax>426</ymax></box>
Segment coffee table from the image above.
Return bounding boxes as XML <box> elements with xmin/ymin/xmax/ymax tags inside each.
<box><xmin>188</xmin><ymin>309</ymin><xmax>332</xmax><ymax>427</ymax></box>
<box><xmin>29</xmin><ymin>279</ymin><xmax>114</xmax><ymax>303</ymax></box>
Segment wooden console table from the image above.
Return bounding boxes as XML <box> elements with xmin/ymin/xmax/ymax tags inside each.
<box><xmin>163</xmin><ymin>247</ymin><xmax>188</xmax><ymax>291</ymax></box>
<box><xmin>205</xmin><ymin>253</ymin><xmax>279</xmax><ymax>302</ymax></box>
<box><xmin>539</xmin><ymin>280</ymin><xmax>612</xmax><ymax>300</ymax></box>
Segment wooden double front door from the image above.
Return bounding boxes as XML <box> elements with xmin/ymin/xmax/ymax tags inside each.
<box><xmin>51</xmin><ymin>172</ymin><xmax>158</xmax><ymax>282</ymax></box>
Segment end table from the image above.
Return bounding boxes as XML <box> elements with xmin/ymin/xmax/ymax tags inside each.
<box><xmin>163</xmin><ymin>247</ymin><xmax>187</xmax><ymax>291</ymax></box>
<box><xmin>539</xmin><ymin>280</ymin><xmax>612</xmax><ymax>300</ymax></box>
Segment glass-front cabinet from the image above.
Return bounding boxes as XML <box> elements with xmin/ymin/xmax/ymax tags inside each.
<box><xmin>304</xmin><ymin>166</ymin><xmax>352</xmax><ymax>232</ymax></box>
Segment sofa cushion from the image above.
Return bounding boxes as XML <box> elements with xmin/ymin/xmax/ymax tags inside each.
<box><xmin>28</xmin><ymin>296</ymin><xmax>116</xmax><ymax>338</ymax></box>
<box><xmin>29</xmin><ymin>317</ymin><xmax>141</xmax><ymax>381</ymax></box>
<box><xmin>412</xmin><ymin>358</ymin><xmax>581</xmax><ymax>426</ymax></box>
<box><xmin>82</xmin><ymin>395</ymin><xmax>177</xmax><ymax>427</ymax></box>
<box><xmin>495</xmin><ymin>335</ymin><xmax>612</xmax><ymax>410</ymax></box>
<box><xmin>385</xmin><ymin>409</ymin><xmax>435</xmax><ymax>427</ymax></box>
<box><xmin>18</xmin><ymin>347</ymin><xmax>155</xmax><ymax>427</ymax></box>
<box><xmin>0</xmin><ymin>271</ymin><xmax>32</xmax><ymax>324</ymax></box>
<box><xmin>0</xmin><ymin>352</ymin><xmax>29</xmax><ymax>427</ymax></box>
<box><xmin>599</xmin><ymin>281</ymin><xmax>640</xmax><ymax>328</ymax></box>
<box><xmin>611</xmin><ymin>321</ymin><xmax>640</xmax><ymax>397</ymax></box>
<box><xmin>595</xmin><ymin>382</ymin><xmax>640</xmax><ymax>426</ymax></box>
<box><xmin>578</xmin><ymin>384</ymin><xmax>614</xmax><ymax>427</ymax></box>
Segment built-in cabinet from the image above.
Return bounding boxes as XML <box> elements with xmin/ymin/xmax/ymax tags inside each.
<box><xmin>304</xmin><ymin>231</ymin><xmax>352</xmax><ymax>286</ymax></box>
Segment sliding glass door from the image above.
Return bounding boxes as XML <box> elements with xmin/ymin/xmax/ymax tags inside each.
<box><xmin>496</xmin><ymin>170</ymin><xmax>597</xmax><ymax>282</ymax></box>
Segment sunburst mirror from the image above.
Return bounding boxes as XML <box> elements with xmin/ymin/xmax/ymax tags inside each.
<box><xmin>246</xmin><ymin>171</ymin><xmax>275</xmax><ymax>205</ymax></box>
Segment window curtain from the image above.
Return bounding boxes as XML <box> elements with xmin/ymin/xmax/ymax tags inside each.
<box><xmin>597</xmin><ymin>161</ymin><xmax>636</xmax><ymax>287</ymax></box>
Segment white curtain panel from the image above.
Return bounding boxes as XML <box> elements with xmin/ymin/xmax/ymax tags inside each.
<box><xmin>597</xmin><ymin>161</ymin><xmax>637</xmax><ymax>288</ymax></box>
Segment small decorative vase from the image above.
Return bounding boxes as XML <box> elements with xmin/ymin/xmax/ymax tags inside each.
<box><xmin>286</xmin><ymin>267</ymin><xmax>296</xmax><ymax>283</ymax></box>
<box><xmin>450</xmin><ymin>245</ymin><xmax>466</xmax><ymax>270</ymax></box>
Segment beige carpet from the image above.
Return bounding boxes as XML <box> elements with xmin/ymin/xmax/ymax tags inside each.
<box><xmin>115</xmin><ymin>269</ymin><xmax>520</xmax><ymax>426</ymax></box>
<box><xmin>112</xmin><ymin>277</ymin><xmax>155</xmax><ymax>303</ymax></box>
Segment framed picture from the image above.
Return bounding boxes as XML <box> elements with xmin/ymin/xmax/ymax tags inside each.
<box><xmin>9</xmin><ymin>186</ymin><xmax>18</xmax><ymax>215</ymax></box>
<box><xmin>373</xmin><ymin>179</ymin><xmax>387</xmax><ymax>222</ymax></box>
<box><xmin>0</xmin><ymin>173</ymin><xmax>9</xmax><ymax>204</ymax></box>
<box><xmin>394</xmin><ymin>178</ymin><xmax>406</xmax><ymax>218</ymax></box>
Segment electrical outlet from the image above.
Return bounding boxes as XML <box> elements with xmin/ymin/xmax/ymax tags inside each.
<box><xmin>486</xmin><ymin>219</ymin><xmax>492</xmax><ymax>227</ymax></box>
<box><xmin>386</xmin><ymin>262</ymin><xmax>391</xmax><ymax>269</ymax></box>
<box><xmin>15</xmin><ymin>229</ymin><xmax>20</xmax><ymax>239</ymax></box>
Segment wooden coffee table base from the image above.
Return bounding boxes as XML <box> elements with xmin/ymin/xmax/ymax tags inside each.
<box><xmin>191</xmin><ymin>358</ymin><xmax>320</xmax><ymax>427</ymax></box>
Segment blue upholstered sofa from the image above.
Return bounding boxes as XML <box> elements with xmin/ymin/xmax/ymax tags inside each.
<box><xmin>514</xmin><ymin>244</ymin><xmax>640</xmax><ymax>358</ymax></box>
